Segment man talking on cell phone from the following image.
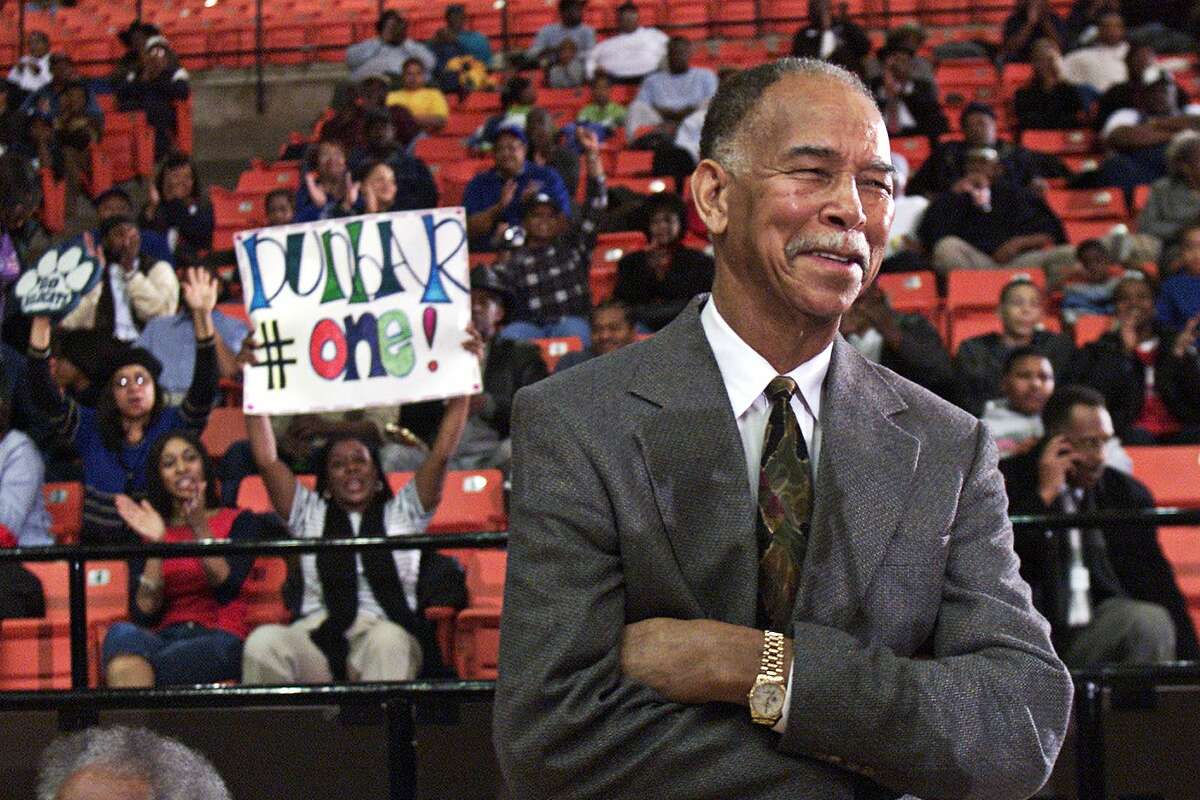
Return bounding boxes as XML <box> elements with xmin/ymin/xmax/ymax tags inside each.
<box><xmin>494</xmin><ymin>58</ymin><xmax>1072</xmax><ymax>800</ymax></box>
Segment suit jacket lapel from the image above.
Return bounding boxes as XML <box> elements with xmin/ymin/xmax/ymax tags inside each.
<box><xmin>629</xmin><ymin>299</ymin><xmax>760</xmax><ymax>624</ymax></box>
<box><xmin>798</xmin><ymin>337</ymin><xmax>920</xmax><ymax>628</ymax></box>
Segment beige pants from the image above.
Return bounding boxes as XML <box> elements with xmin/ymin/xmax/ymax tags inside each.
<box><xmin>241</xmin><ymin>611</ymin><xmax>423</xmax><ymax>684</ymax></box>
<box><xmin>930</xmin><ymin>235</ymin><xmax>1080</xmax><ymax>282</ymax></box>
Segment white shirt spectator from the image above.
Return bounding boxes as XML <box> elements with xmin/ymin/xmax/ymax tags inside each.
<box><xmin>1062</xmin><ymin>41</ymin><xmax>1129</xmax><ymax>93</ymax></box>
<box><xmin>346</xmin><ymin>37</ymin><xmax>435</xmax><ymax>81</ymax></box>
<box><xmin>635</xmin><ymin>66</ymin><xmax>718</xmax><ymax>113</ymax></box>
<box><xmin>526</xmin><ymin>22</ymin><xmax>597</xmax><ymax>61</ymax></box>
<box><xmin>586</xmin><ymin>26</ymin><xmax>669</xmax><ymax>80</ymax></box>
<box><xmin>7</xmin><ymin>53</ymin><xmax>51</xmax><ymax>93</ymax></box>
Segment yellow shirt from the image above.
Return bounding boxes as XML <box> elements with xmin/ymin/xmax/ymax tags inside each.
<box><xmin>386</xmin><ymin>88</ymin><xmax>450</xmax><ymax>120</ymax></box>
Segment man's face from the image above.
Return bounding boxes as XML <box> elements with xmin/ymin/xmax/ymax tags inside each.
<box><xmin>1061</xmin><ymin>404</ymin><xmax>1115</xmax><ymax>490</ymax></box>
<box><xmin>62</xmin><ymin>86</ymin><xmax>86</xmax><ymax>115</ymax></box>
<box><xmin>365</xmin><ymin>163</ymin><xmax>397</xmax><ymax>207</ymax></box>
<box><xmin>266</xmin><ymin>194</ymin><xmax>294</xmax><ymax>226</ymax></box>
<box><xmin>358</xmin><ymin>78</ymin><xmax>388</xmax><ymax>109</ymax></box>
<box><xmin>1098</xmin><ymin>13</ymin><xmax>1125</xmax><ymax>46</ymax></box>
<box><xmin>591</xmin><ymin>306</ymin><xmax>635</xmax><ymax>354</ymax></box>
<box><xmin>561</xmin><ymin>1</ymin><xmax>584</xmax><ymax>26</ymax></box>
<box><xmin>557</xmin><ymin>39</ymin><xmax>578</xmax><ymax>64</ymax></box>
<box><xmin>999</xmin><ymin>284</ymin><xmax>1043</xmax><ymax>339</ymax></box>
<box><xmin>884</xmin><ymin>50</ymin><xmax>912</xmax><ymax>83</ymax></box>
<box><xmin>317</xmin><ymin>142</ymin><xmax>347</xmax><ymax>182</ymax></box>
<box><xmin>1114</xmin><ymin>278</ymin><xmax>1155</xmax><ymax>326</ymax></box>
<box><xmin>617</xmin><ymin>8</ymin><xmax>639</xmax><ymax>33</ymax></box>
<box><xmin>381</xmin><ymin>16</ymin><xmax>407</xmax><ymax>44</ymax></box>
<box><xmin>97</xmin><ymin>194</ymin><xmax>133</xmax><ymax>222</ymax></box>
<box><xmin>401</xmin><ymin>61</ymin><xmax>425</xmax><ymax>90</ymax></box>
<box><xmin>1031</xmin><ymin>44</ymin><xmax>1061</xmax><ymax>79</ymax></box>
<box><xmin>647</xmin><ymin>208</ymin><xmax>681</xmax><ymax>246</ymax></box>
<box><xmin>1179</xmin><ymin>228</ymin><xmax>1200</xmax><ymax>275</ymax></box>
<box><xmin>524</xmin><ymin>203</ymin><xmax>563</xmax><ymax>244</ymax></box>
<box><xmin>1002</xmin><ymin>355</ymin><xmax>1054</xmax><ymax>416</ymax></box>
<box><xmin>1078</xmin><ymin>245</ymin><xmax>1112</xmax><ymax>281</ymax></box>
<box><xmin>471</xmin><ymin>288</ymin><xmax>505</xmax><ymax>340</ymax></box>
<box><xmin>104</xmin><ymin>222</ymin><xmax>140</xmax><ymax>264</ymax></box>
<box><xmin>162</xmin><ymin>164</ymin><xmax>194</xmax><ymax>201</ymax></box>
<box><xmin>715</xmin><ymin>74</ymin><xmax>895</xmax><ymax>323</ymax></box>
<box><xmin>963</xmin><ymin>111</ymin><xmax>996</xmax><ymax>146</ymax></box>
<box><xmin>493</xmin><ymin>133</ymin><xmax>526</xmax><ymax>176</ymax></box>
<box><xmin>591</xmin><ymin>76</ymin><xmax>611</xmax><ymax>104</ymax></box>
<box><xmin>667</xmin><ymin>40</ymin><xmax>691</xmax><ymax>73</ymax></box>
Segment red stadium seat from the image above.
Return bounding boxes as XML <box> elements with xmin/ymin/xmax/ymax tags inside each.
<box><xmin>43</xmin><ymin>482</ymin><xmax>83</xmax><ymax>545</ymax></box>
<box><xmin>613</xmin><ymin>150</ymin><xmax>654</xmax><ymax>177</ymax></box>
<box><xmin>1063</xmin><ymin>218</ymin><xmax>1118</xmax><ymax>245</ymax></box>
<box><xmin>201</xmin><ymin>407</ymin><xmax>248</xmax><ymax>459</ymax></box>
<box><xmin>412</xmin><ymin>136</ymin><xmax>469</xmax><ymax>165</ymax></box>
<box><xmin>948</xmin><ymin>311</ymin><xmax>1061</xmax><ymax>355</ymax></box>
<box><xmin>1072</xmin><ymin>313</ymin><xmax>1112</xmax><ymax>346</ymax></box>
<box><xmin>945</xmin><ymin>267</ymin><xmax>1046</xmax><ymax>317</ymax></box>
<box><xmin>1044</xmin><ymin>187</ymin><xmax>1129</xmax><ymax>221</ymax></box>
<box><xmin>891</xmin><ymin>136</ymin><xmax>932</xmax><ymax>173</ymax></box>
<box><xmin>1126</xmin><ymin>446</ymin><xmax>1200</xmax><ymax>508</ymax></box>
<box><xmin>241</xmin><ymin>557</ymin><xmax>291</xmax><ymax>628</ymax></box>
<box><xmin>1020</xmin><ymin>128</ymin><xmax>1097</xmax><ymax>156</ymax></box>
<box><xmin>874</xmin><ymin>271</ymin><xmax>940</xmax><ymax>323</ymax></box>
<box><xmin>211</xmin><ymin>185</ymin><xmax>269</xmax><ymax>251</ymax></box>
<box><xmin>452</xmin><ymin>549</ymin><xmax>506</xmax><ymax>679</ymax></box>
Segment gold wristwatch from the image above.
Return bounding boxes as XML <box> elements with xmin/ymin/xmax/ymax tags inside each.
<box><xmin>748</xmin><ymin>630</ymin><xmax>787</xmax><ymax>726</ymax></box>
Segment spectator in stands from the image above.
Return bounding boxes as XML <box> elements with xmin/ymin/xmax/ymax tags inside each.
<box><xmin>1016</xmin><ymin>39</ymin><xmax>1091</xmax><ymax>132</ymax></box>
<box><xmin>241</xmin><ymin>391</ymin><xmax>473</xmax><ymax>684</ymax></box>
<box><xmin>430</xmin><ymin>3</ymin><xmax>492</xmax><ymax>68</ymax></box>
<box><xmin>547</xmin><ymin>38</ymin><xmax>586</xmax><ymax>89</ymax></box>
<box><xmin>1003</xmin><ymin>0</ymin><xmax>1069</xmax><ymax>62</ymax></box>
<box><xmin>869</xmin><ymin>42</ymin><xmax>948</xmax><ymax>140</ymax></box>
<box><xmin>50</xmin><ymin>329</ymin><xmax>123</xmax><ymax>408</ymax></box>
<box><xmin>26</xmin><ymin>267</ymin><xmax>219</xmax><ymax>544</ymax></box>
<box><xmin>1067</xmin><ymin>274</ymin><xmax>1200</xmax><ymax>443</ymax></box>
<box><xmin>356</xmin><ymin>110</ymin><xmax>439</xmax><ymax>211</ymax></box>
<box><xmin>0</xmin><ymin>393</ymin><xmax>52</xmax><ymax>546</ymax></box>
<box><xmin>954</xmin><ymin>278</ymin><xmax>1076</xmax><ymax>415</ymax></box>
<box><xmin>1064</xmin><ymin>0</ymin><xmax>1120</xmax><ymax>49</ymax></box>
<box><xmin>556</xmin><ymin>299</ymin><xmax>638</xmax><ymax>371</ymax></box>
<box><xmin>385</xmin><ymin>58</ymin><xmax>449</xmax><ymax>136</ymax></box>
<box><xmin>135</xmin><ymin>269</ymin><xmax>249</xmax><ymax>406</ymax></box>
<box><xmin>587</xmin><ymin>2</ymin><xmax>668</xmax><ymax>84</ymax></box>
<box><xmin>1094</xmin><ymin>43</ymin><xmax>1188</xmax><ymax>132</ymax></box>
<box><xmin>624</xmin><ymin>38</ymin><xmax>717</xmax><ymax>143</ymax></box>
<box><xmin>0</xmin><ymin>83</ymin><xmax>24</xmax><ymax>153</ymax></box>
<box><xmin>613</xmin><ymin>191</ymin><xmax>713</xmax><ymax>331</ymax></box>
<box><xmin>467</xmin><ymin>76</ymin><xmax>537</xmax><ymax>151</ymax></box>
<box><xmin>264</xmin><ymin>188</ymin><xmax>294</xmax><ymax>226</ymax></box>
<box><xmin>1062</xmin><ymin>12</ymin><xmax>1129</xmax><ymax>94</ymax></box>
<box><xmin>102</xmin><ymin>430</ymin><xmax>268</xmax><ymax>688</ymax></box>
<box><xmin>19</xmin><ymin>110</ymin><xmax>59</xmax><ymax>179</ymax></box>
<box><xmin>1096</xmin><ymin>71</ymin><xmax>1199</xmax><ymax>191</ymax></box>
<box><xmin>575</xmin><ymin>72</ymin><xmax>627</xmax><ymax>139</ymax></box>
<box><xmin>111</xmin><ymin>20</ymin><xmax>161</xmax><ymax>88</ymax></box>
<box><xmin>526</xmin><ymin>107</ymin><xmax>579</xmax><ymax>198</ymax></box>
<box><xmin>982</xmin><ymin>347</ymin><xmax>1057</xmax><ymax>457</ymax></box>
<box><xmin>1000</xmin><ymin>384</ymin><xmax>1199</xmax><ymax>665</ymax></box>
<box><xmin>94</xmin><ymin>187</ymin><xmax>174</xmax><ymax>266</ymax></box>
<box><xmin>0</xmin><ymin>151</ymin><xmax>48</xmax><ymax>282</ymax></box>
<box><xmin>1136</xmin><ymin>130</ymin><xmax>1200</xmax><ymax>267</ymax></box>
<box><xmin>346</xmin><ymin>10</ymin><xmax>435</xmax><ymax>82</ymax></box>
<box><xmin>37</xmin><ymin>725</ymin><xmax>232</xmax><ymax>800</ymax></box>
<box><xmin>463</xmin><ymin>126</ymin><xmax>570</xmax><ymax>251</ymax></box>
<box><xmin>323</xmin><ymin>75</ymin><xmax>421</xmax><ymax>153</ymax></box>
<box><xmin>791</xmin><ymin>0</ymin><xmax>871</xmax><ymax>76</ymax></box>
<box><xmin>908</xmin><ymin>102</ymin><xmax>1063</xmax><ymax>196</ymax></box>
<box><xmin>20</xmin><ymin>54</ymin><xmax>103</xmax><ymax>137</ymax></box>
<box><xmin>875</xmin><ymin>22</ymin><xmax>935</xmax><ymax>83</ymax></box>
<box><xmin>114</xmin><ymin>35</ymin><xmax>190</xmax><ymax>159</ymax></box>
<box><xmin>48</xmin><ymin>80</ymin><xmax>100</xmax><ymax>198</ymax></box>
<box><xmin>140</xmin><ymin>153</ymin><xmax>214</xmax><ymax>267</ymax></box>
<box><xmin>59</xmin><ymin>216</ymin><xmax>179</xmax><ymax>341</ymax></box>
<box><xmin>916</xmin><ymin>147</ymin><xmax>1074</xmax><ymax>279</ymax></box>
<box><xmin>1158</xmin><ymin>223</ymin><xmax>1200</xmax><ymax>327</ymax></box>
<box><xmin>401</xmin><ymin>266</ymin><xmax>547</xmax><ymax>469</ymax></box>
<box><xmin>493</xmin><ymin>128</ymin><xmax>606</xmax><ymax>342</ymax></box>
<box><xmin>7</xmin><ymin>31</ymin><xmax>51</xmax><ymax>99</ymax></box>
<box><xmin>839</xmin><ymin>282</ymin><xmax>955</xmax><ymax>400</ymax></box>
<box><xmin>525</xmin><ymin>0</ymin><xmax>596</xmax><ymax>69</ymax></box>
<box><xmin>295</xmin><ymin>138</ymin><xmax>359</xmax><ymax>223</ymax></box>
<box><xmin>1061</xmin><ymin>238</ymin><xmax>1122</xmax><ymax>319</ymax></box>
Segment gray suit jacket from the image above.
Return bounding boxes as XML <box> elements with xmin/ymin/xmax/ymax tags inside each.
<box><xmin>494</xmin><ymin>297</ymin><xmax>1072</xmax><ymax>800</ymax></box>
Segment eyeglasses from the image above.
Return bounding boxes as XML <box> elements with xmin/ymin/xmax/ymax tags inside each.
<box><xmin>116</xmin><ymin>374</ymin><xmax>149</xmax><ymax>388</ymax></box>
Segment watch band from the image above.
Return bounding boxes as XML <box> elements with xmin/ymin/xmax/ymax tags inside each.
<box><xmin>759</xmin><ymin>630</ymin><xmax>786</xmax><ymax>683</ymax></box>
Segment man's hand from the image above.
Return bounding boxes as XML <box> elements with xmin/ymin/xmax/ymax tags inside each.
<box><xmin>994</xmin><ymin>234</ymin><xmax>1052</xmax><ymax>264</ymax></box>
<box><xmin>1037</xmin><ymin>434</ymin><xmax>1076</xmax><ymax>507</ymax></box>
<box><xmin>620</xmin><ymin>618</ymin><xmax>782</xmax><ymax>706</ymax></box>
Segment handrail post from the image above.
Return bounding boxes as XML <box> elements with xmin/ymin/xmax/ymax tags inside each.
<box><xmin>1075</xmin><ymin>677</ymin><xmax>1106</xmax><ymax>800</ymax></box>
<box><xmin>17</xmin><ymin>0</ymin><xmax>26</xmax><ymax>58</ymax></box>
<box><xmin>68</xmin><ymin>557</ymin><xmax>89</xmax><ymax>689</ymax></box>
<box><xmin>255</xmin><ymin>0</ymin><xmax>265</xmax><ymax>114</ymax></box>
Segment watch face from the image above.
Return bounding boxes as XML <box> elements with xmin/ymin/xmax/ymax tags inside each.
<box><xmin>750</xmin><ymin>683</ymin><xmax>786</xmax><ymax>717</ymax></box>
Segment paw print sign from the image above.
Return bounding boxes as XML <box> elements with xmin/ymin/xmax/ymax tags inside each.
<box><xmin>14</xmin><ymin>244</ymin><xmax>102</xmax><ymax>318</ymax></box>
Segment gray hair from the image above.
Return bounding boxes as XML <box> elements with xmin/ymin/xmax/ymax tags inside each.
<box><xmin>698</xmin><ymin>57</ymin><xmax>873</xmax><ymax>174</ymax></box>
<box><xmin>37</xmin><ymin>726</ymin><xmax>231</xmax><ymax>800</ymax></box>
<box><xmin>1167</xmin><ymin>129</ymin><xmax>1200</xmax><ymax>176</ymax></box>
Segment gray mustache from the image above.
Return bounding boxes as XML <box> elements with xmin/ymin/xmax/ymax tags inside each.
<box><xmin>784</xmin><ymin>232</ymin><xmax>869</xmax><ymax>263</ymax></box>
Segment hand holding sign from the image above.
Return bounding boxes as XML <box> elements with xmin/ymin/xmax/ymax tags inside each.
<box><xmin>15</xmin><ymin>242</ymin><xmax>103</xmax><ymax>320</ymax></box>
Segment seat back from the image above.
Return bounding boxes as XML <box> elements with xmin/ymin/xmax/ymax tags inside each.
<box><xmin>43</xmin><ymin>482</ymin><xmax>83</xmax><ymax>545</ymax></box>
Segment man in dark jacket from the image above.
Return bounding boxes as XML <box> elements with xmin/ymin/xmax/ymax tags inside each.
<box><xmin>400</xmin><ymin>266</ymin><xmax>547</xmax><ymax>471</ymax></box>
<box><xmin>869</xmin><ymin>43</ymin><xmax>948</xmax><ymax>141</ymax></box>
<box><xmin>1000</xmin><ymin>385</ymin><xmax>1198</xmax><ymax>665</ymax></box>
<box><xmin>790</xmin><ymin>0</ymin><xmax>870</xmax><ymax>76</ymax></box>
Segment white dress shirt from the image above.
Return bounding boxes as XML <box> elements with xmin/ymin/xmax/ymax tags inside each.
<box><xmin>586</xmin><ymin>26</ymin><xmax>668</xmax><ymax>79</ymax></box>
<box><xmin>699</xmin><ymin>296</ymin><xmax>832</xmax><ymax>733</ymax></box>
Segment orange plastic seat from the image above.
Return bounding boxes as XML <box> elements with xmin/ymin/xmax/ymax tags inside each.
<box><xmin>1063</xmin><ymin>218</ymin><xmax>1118</xmax><ymax>244</ymax></box>
<box><xmin>948</xmin><ymin>311</ymin><xmax>1061</xmax><ymax>355</ymax></box>
<box><xmin>211</xmin><ymin>185</ymin><xmax>269</xmax><ymax>250</ymax></box>
<box><xmin>1020</xmin><ymin>128</ymin><xmax>1097</xmax><ymax>156</ymax></box>
<box><xmin>452</xmin><ymin>549</ymin><xmax>506</xmax><ymax>679</ymax></box>
<box><xmin>1072</xmin><ymin>313</ymin><xmax>1112</xmax><ymax>347</ymax></box>
<box><xmin>43</xmin><ymin>482</ymin><xmax>83</xmax><ymax>545</ymax></box>
<box><xmin>1125</xmin><ymin>446</ymin><xmax>1200</xmax><ymax>508</ymax></box>
<box><xmin>891</xmin><ymin>136</ymin><xmax>932</xmax><ymax>172</ymax></box>
<box><xmin>1044</xmin><ymin>187</ymin><xmax>1129</xmax><ymax>221</ymax></box>
<box><xmin>201</xmin><ymin>407</ymin><xmax>248</xmax><ymax>459</ymax></box>
<box><xmin>241</xmin><ymin>557</ymin><xmax>291</xmax><ymax>629</ymax></box>
<box><xmin>945</xmin><ymin>267</ymin><xmax>1047</xmax><ymax>317</ymax></box>
<box><xmin>412</xmin><ymin>136</ymin><xmax>469</xmax><ymax>165</ymax></box>
<box><xmin>613</xmin><ymin>149</ymin><xmax>654</xmax><ymax>177</ymax></box>
<box><xmin>875</xmin><ymin>271</ymin><xmax>939</xmax><ymax>319</ymax></box>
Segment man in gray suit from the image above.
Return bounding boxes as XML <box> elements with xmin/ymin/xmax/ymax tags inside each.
<box><xmin>494</xmin><ymin>58</ymin><xmax>1073</xmax><ymax>800</ymax></box>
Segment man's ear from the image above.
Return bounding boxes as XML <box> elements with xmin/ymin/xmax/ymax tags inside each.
<box><xmin>690</xmin><ymin>159</ymin><xmax>730</xmax><ymax>238</ymax></box>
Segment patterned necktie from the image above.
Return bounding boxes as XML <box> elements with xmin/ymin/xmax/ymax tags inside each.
<box><xmin>757</xmin><ymin>376</ymin><xmax>813</xmax><ymax>633</ymax></box>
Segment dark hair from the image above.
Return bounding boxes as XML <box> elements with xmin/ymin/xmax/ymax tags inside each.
<box><xmin>265</xmin><ymin>187</ymin><xmax>293</xmax><ymax>211</ymax></box>
<box><xmin>0</xmin><ymin>394</ymin><xmax>11</xmax><ymax>440</ymax></box>
<box><xmin>699</xmin><ymin>58</ymin><xmax>870</xmax><ymax>169</ymax></box>
<box><xmin>1002</xmin><ymin>345</ymin><xmax>1051</xmax><ymax>376</ymax></box>
<box><xmin>144</xmin><ymin>430</ymin><xmax>221</xmax><ymax>519</ymax></box>
<box><xmin>312</xmin><ymin>433</ymin><xmax>393</xmax><ymax>507</ymax></box>
<box><xmin>1000</xmin><ymin>277</ymin><xmax>1041</xmax><ymax>304</ymax></box>
<box><xmin>95</xmin><ymin>186</ymin><xmax>134</xmax><ymax>210</ymax></box>
<box><xmin>376</xmin><ymin>9</ymin><xmax>404</xmax><ymax>34</ymax></box>
<box><xmin>97</xmin><ymin>370</ymin><xmax>165</xmax><ymax>453</ymax></box>
<box><xmin>0</xmin><ymin>151</ymin><xmax>42</xmax><ymax>223</ymax></box>
<box><xmin>354</xmin><ymin>158</ymin><xmax>394</xmax><ymax>183</ymax></box>
<box><xmin>593</xmin><ymin>298</ymin><xmax>632</xmax><ymax>326</ymax></box>
<box><xmin>401</xmin><ymin>56</ymin><xmax>426</xmax><ymax>75</ymax></box>
<box><xmin>1042</xmin><ymin>385</ymin><xmax>1106</xmax><ymax>436</ymax></box>
<box><xmin>500</xmin><ymin>76</ymin><xmax>533</xmax><ymax>109</ymax></box>
<box><xmin>639</xmin><ymin>191</ymin><xmax>688</xmax><ymax>241</ymax></box>
<box><xmin>1075</xmin><ymin>238</ymin><xmax>1109</xmax><ymax>260</ymax></box>
<box><xmin>154</xmin><ymin>152</ymin><xmax>203</xmax><ymax>203</ymax></box>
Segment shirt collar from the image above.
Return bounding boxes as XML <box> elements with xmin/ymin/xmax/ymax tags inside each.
<box><xmin>699</xmin><ymin>296</ymin><xmax>832</xmax><ymax>422</ymax></box>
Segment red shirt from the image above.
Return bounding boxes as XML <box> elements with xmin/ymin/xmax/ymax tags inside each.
<box><xmin>1132</xmin><ymin>341</ymin><xmax>1182</xmax><ymax>437</ymax></box>
<box><xmin>157</xmin><ymin>508</ymin><xmax>251</xmax><ymax>639</ymax></box>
